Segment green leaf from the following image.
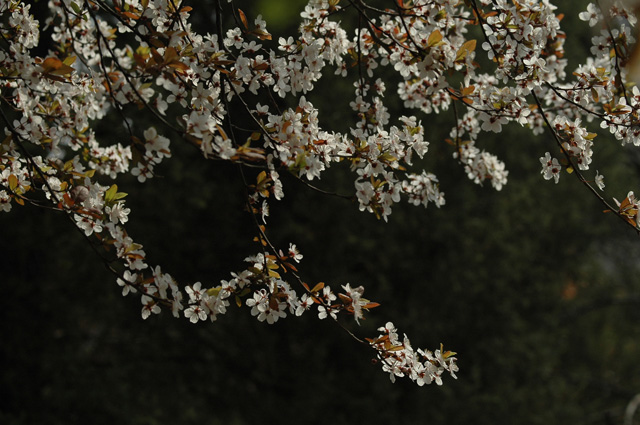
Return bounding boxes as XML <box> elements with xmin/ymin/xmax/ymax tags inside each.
<box><xmin>70</xmin><ymin>1</ymin><xmax>81</xmax><ymax>14</ymax></box>
<box><xmin>63</xmin><ymin>56</ymin><xmax>77</xmax><ymax>67</ymax></box>
<box><xmin>455</xmin><ymin>39</ymin><xmax>476</xmax><ymax>62</ymax></box>
<box><xmin>207</xmin><ymin>287</ymin><xmax>221</xmax><ymax>297</ymax></box>
<box><xmin>427</xmin><ymin>30</ymin><xmax>443</xmax><ymax>47</ymax></box>
<box><xmin>8</xmin><ymin>174</ymin><xmax>18</xmax><ymax>191</ymax></box>
<box><xmin>104</xmin><ymin>184</ymin><xmax>118</xmax><ymax>202</ymax></box>
<box><xmin>248</xmin><ymin>266</ymin><xmax>263</xmax><ymax>275</ymax></box>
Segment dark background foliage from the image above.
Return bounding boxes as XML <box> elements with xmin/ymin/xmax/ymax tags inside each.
<box><xmin>2</xmin><ymin>1</ymin><xmax>640</xmax><ymax>424</ymax></box>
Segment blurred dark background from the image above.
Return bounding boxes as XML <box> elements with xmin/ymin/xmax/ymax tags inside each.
<box><xmin>2</xmin><ymin>0</ymin><xmax>640</xmax><ymax>424</ymax></box>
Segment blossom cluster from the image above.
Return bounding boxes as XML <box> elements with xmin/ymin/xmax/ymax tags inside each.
<box><xmin>2</xmin><ymin>0</ymin><xmax>640</xmax><ymax>386</ymax></box>
<box><xmin>369</xmin><ymin>322</ymin><xmax>458</xmax><ymax>386</ymax></box>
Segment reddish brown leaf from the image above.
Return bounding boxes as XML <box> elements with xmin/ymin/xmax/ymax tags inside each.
<box><xmin>238</xmin><ymin>9</ymin><xmax>249</xmax><ymax>29</ymax></box>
